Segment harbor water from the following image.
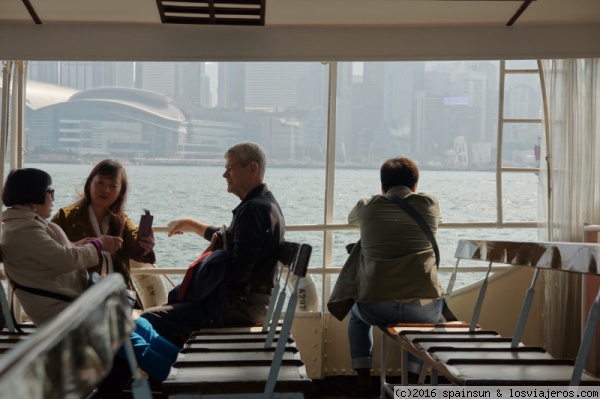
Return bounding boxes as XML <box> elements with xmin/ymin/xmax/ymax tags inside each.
<box><xmin>24</xmin><ymin>163</ymin><xmax>539</xmax><ymax>292</ymax></box>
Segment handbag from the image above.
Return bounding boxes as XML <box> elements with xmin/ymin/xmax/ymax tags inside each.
<box><xmin>385</xmin><ymin>192</ymin><xmax>457</xmax><ymax>322</ymax></box>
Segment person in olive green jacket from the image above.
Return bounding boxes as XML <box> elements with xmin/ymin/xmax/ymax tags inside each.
<box><xmin>51</xmin><ymin>159</ymin><xmax>155</xmax><ymax>284</ymax></box>
<box><xmin>328</xmin><ymin>157</ymin><xmax>445</xmax><ymax>396</ymax></box>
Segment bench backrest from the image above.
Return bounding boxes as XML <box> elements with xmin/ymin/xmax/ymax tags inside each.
<box><xmin>452</xmin><ymin>240</ymin><xmax>600</xmax><ymax>330</ymax></box>
<box><xmin>260</xmin><ymin>241</ymin><xmax>300</xmax><ymax>334</ymax></box>
<box><xmin>0</xmin><ymin>274</ymin><xmax>149</xmax><ymax>398</ymax></box>
<box><xmin>263</xmin><ymin>241</ymin><xmax>311</xmax><ymax>345</ymax></box>
<box><xmin>264</xmin><ymin>241</ymin><xmax>312</xmax><ymax>395</ymax></box>
<box><xmin>455</xmin><ymin>239</ymin><xmax>600</xmax><ymax>274</ymax></box>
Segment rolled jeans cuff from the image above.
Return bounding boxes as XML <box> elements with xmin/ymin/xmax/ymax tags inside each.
<box><xmin>352</xmin><ymin>357</ymin><xmax>372</xmax><ymax>370</ymax></box>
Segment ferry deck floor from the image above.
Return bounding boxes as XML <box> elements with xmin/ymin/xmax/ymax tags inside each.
<box><xmin>123</xmin><ymin>375</ymin><xmax>405</xmax><ymax>399</ymax></box>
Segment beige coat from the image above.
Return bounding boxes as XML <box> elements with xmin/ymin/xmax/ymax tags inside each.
<box><xmin>1</xmin><ymin>208</ymin><xmax>99</xmax><ymax>326</ymax></box>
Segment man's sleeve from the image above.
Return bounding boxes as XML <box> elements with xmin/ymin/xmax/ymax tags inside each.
<box><xmin>203</xmin><ymin>225</ymin><xmax>219</xmax><ymax>241</ymax></box>
<box><xmin>348</xmin><ymin>197</ymin><xmax>371</xmax><ymax>226</ymax></box>
<box><xmin>348</xmin><ymin>203</ymin><xmax>359</xmax><ymax>226</ymax></box>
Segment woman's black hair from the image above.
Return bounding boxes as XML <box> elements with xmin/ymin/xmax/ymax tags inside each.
<box><xmin>2</xmin><ymin>168</ymin><xmax>52</xmax><ymax>206</ymax></box>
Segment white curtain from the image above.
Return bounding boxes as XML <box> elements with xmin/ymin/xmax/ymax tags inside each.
<box><xmin>539</xmin><ymin>59</ymin><xmax>600</xmax><ymax>357</ymax></box>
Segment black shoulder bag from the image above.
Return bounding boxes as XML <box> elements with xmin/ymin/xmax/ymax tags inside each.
<box><xmin>385</xmin><ymin>192</ymin><xmax>457</xmax><ymax>322</ymax></box>
<box><xmin>6</xmin><ymin>267</ymin><xmax>106</xmax><ymax>334</ymax></box>
<box><xmin>7</xmin><ymin>277</ymin><xmax>77</xmax><ymax>334</ymax></box>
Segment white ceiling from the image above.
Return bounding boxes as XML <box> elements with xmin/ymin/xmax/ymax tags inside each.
<box><xmin>1</xmin><ymin>0</ymin><xmax>600</xmax><ymax>61</ymax></box>
<box><xmin>1</xmin><ymin>0</ymin><xmax>599</xmax><ymax>27</ymax></box>
<box><xmin>268</xmin><ymin>0</ymin><xmax>600</xmax><ymax>27</ymax></box>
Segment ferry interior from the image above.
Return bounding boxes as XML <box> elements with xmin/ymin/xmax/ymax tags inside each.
<box><xmin>2</xmin><ymin>0</ymin><xmax>600</xmax><ymax>397</ymax></box>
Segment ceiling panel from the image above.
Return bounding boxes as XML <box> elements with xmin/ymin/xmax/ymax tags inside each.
<box><xmin>0</xmin><ymin>0</ymin><xmax>599</xmax><ymax>27</ymax></box>
<box><xmin>0</xmin><ymin>0</ymin><xmax>33</xmax><ymax>23</ymax></box>
<box><xmin>1</xmin><ymin>0</ymin><xmax>600</xmax><ymax>61</ymax></box>
<box><xmin>27</xmin><ymin>0</ymin><xmax>159</xmax><ymax>24</ymax></box>
<box><xmin>267</xmin><ymin>0</ymin><xmax>520</xmax><ymax>26</ymax></box>
<box><xmin>517</xmin><ymin>0</ymin><xmax>600</xmax><ymax>24</ymax></box>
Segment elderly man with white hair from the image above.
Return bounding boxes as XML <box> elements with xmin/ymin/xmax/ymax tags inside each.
<box><xmin>140</xmin><ymin>142</ymin><xmax>285</xmax><ymax>346</ymax></box>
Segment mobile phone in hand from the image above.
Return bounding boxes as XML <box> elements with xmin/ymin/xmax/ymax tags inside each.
<box><xmin>138</xmin><ymin>208</ymin><xmax>153</xmax><ymax>239</ymax></box>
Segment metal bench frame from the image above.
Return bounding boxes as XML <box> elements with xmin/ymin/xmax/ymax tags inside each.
<box><xmin>0</xmin><ymin>274</ymin><xmax>152</xmax><ymax>398</ymax></box>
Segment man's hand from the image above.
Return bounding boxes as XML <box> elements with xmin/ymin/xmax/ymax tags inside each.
<box><xmin>167</xmin><ymin>218</ymin><xmax>193</xmax><ymax>236</ymax></box>
<box><xmin>167</xmin><ymin>218</ymin><xmax>208</xmax><ymax>238</ymax></box>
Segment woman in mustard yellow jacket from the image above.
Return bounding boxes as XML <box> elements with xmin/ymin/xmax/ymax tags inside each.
<box><xmin>52</xmin><ymin>159</ymin><xmax>155</xmax><ymax>284</ymax></box>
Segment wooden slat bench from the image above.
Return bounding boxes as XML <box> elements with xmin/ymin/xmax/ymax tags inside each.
<box><xmin>182</xmin><ymin>338</ymin><xmax>296</xmax><ymax>351</ymax></box>
<box><xmin>171</xmin><ymin>348</ymin><xmax>303</xmax><ymax>367</ymax></box>
<box><xmin>0</xmin><ymin>333</ymin><xmax>29</xmax><ymax>355</ymax></box>
<box><xmin>384</xmin><ymin>240</ymin><xmax>600</xmax><ymax>390</ymax></box>
<box><xmin>162</xmin><ymin>242</ymin><xmax>313</xmax><ymax>398</ymax></box>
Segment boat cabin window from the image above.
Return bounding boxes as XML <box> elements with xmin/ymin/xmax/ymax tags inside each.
<box><xmin>1</xmin><ymin>60</ymin><xmax>542</xmax><ymax>308</ymax></box>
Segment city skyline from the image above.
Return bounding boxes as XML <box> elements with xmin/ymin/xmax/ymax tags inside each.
<box><xmin>15</xmin><ymin>60</ymin><xmax>543</xmax><ymax>168</ymax></box>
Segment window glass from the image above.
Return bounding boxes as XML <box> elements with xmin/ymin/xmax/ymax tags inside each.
<box><xmin>21</xmin><ymin>61</ymin><xmax>329</xmax><ymax>272</ymax></box>
<box><xmin>2</xmin><ymin>60</ymin><xmax>542</xmax><ymax>298</ymax></box>
<box><xmin>332</xmin><ymin>60</ymin><xmax>540</xmax><ymax>292</ymax></box>
<box><xmin>502</xmin><ymin>173</ymin><xmax>539</xmax><ymax>222</ymax></box>
<box><xmin>334</xmin><ymin>61</ymin><xmax>507</xmax><ymax>224</ymax></box>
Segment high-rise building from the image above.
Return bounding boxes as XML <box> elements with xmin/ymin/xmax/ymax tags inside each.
<box><xmin>217</xmin><ymin>62</ymin><xmax>245</xmax><ymax>110</ymax></box>
<box><xmin>135</xmin><ymin>62</ymin><xmax>208</xmax><ymax>111</ymax></box>
<box><xmin>335</xmin><ymin>62</ymin><xmax>355</xmax><ymax>164</ymax></box>
<box><xmin>419</xmin><ymin>62</ymin><xmax>489</xmax><ymax>164</ymax></box>
<box><xmin>27</xmin><ymin>61</ymin><xmax>60</xmax><ymax>85</ymax></box>
<box><xmin>28</xmin><ymin>61</ymin><xmax>135</xmax><ymax>90</ymax></box>
<box><xmin>347</xmin><ymin>61</ymin><xmax>425</xmax><ymax>163</ymax></box>
<box><xmin>216</xmin><ymin>62</ymin><xmax>328</xmax><ymax>163</ymax></box>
